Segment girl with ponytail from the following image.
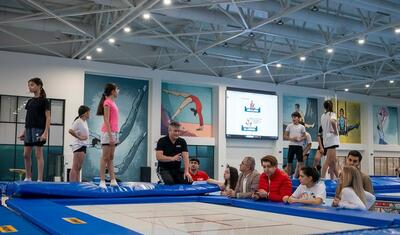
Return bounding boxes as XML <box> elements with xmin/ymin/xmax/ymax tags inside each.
<box><xmin>69</xmin><ymin>105</ymin><xmax>90</xmax><ymax>182</ymax></box>
<box><xmin>18</xmin><ymin>77</ymin><xmax>51</xmax><ymax>182</ymax></box>
<box><xmin>96</xmin><ymin>83</ymin><xmax>120</xmax><ymax>188</ymax></box>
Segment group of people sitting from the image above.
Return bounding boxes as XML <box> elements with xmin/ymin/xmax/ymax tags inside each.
<box><xmin>157</xmin><ymin>121</ymin><xmax>376</xmax><ymax>211</ymax></box>
<box><xmin>206</xmin><ymin>152</ymin><xmax>375</xmax><ymax>210</ymax></box>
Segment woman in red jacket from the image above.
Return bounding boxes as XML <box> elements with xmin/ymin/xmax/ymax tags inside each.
<box><xmin>253</xmin><ymin>155</ymin><xmax>292</xmax><ymax>202</ymax></box>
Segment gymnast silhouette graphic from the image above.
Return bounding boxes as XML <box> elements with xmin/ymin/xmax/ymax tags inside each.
<box><xmin>162</xmin><ymin>89</ymin><xmax>204</xmax><ymax>131</ymax></box>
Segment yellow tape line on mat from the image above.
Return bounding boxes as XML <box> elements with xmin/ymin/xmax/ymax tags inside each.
<box><xmin>0</xmin><ymin>225</ymin><xmax>17</xmax><ymax>233</ymax></box>
<box><xmin>62</xmin><ymin>218</ymin><xmax>87</xmax><ymax>224</ymax></box>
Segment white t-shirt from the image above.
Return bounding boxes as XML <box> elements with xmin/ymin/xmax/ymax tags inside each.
<box><xmin>292</xmin><ymin>181</ymin><xmax>326</xmax><ymax>203</ymax></box>
<box><xmin>320</xmin><ymin>112</ymin><xmax>340</xmax><ymax>148</ymax></box>
<box><xmin>338</xmin><ymin>187</ymin><xmax>376</xmax><ymax>210</ymax></box>
<box><xmin>285</xmin><ymin>123</ymin><xmax>306</xmax><ymax>146</ymax></box>
<box><xmin>70</xmin><ymin>118</ymin><xmax>89</xmax><ymax>152</ymax></box>
<box><xmin>303</xmin><ymin>132</ymin><xmax>312</xmax><ymax>154</ymax></box>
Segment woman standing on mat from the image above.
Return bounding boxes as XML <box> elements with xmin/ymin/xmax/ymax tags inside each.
<box><xmin>97</xmin><ymin>83</ymin><xmax>119</xmax><ymax>189</ymax></box>
<box><xmin>69</xmin><ymin>105</ymin><xmax>90</xmax><ymax>182</ymax></box>
<box><xmin>19</xmin><ymin>78</ymin><xmax>51</xmax><ymax>182</ymax></box>
<box><xmin>320</xmin><ymin>100</ymin><xmax>340</xmax><ymax>179</ymax></box>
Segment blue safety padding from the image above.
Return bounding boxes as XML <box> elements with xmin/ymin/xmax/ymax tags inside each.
<box><xmin>6</xmin><ymin>181</ymin><xmax>220</xmax><ymax>198</ymax></box>
<box><xmin>6</xmin><ymin>198</ymin><xmax>140</xmax><ymax>235</ymax></box>
<box><xmin>198</xmin><ymin>196</ymin><xmax>400</xmax><ymax>227</ymax></box>
<box><xmin>0</xmin><ymin>205</ymin><xmax>48</xmax><ymax>234</ymax></box>
<box><xmin>321</xmin><ymin>225</ymin><xmax>400</xmax><ymax>235</ymax></box>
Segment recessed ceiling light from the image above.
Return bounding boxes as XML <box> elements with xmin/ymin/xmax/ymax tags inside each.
<box><xmin>344</xmin><ymin>88</ymin><xmax>349</xmax><ymax>92</ymax></box>
<box><xmin>310</xmin><ymin>5</ymin><xmax>319</xmax><ymax>11</ymax></box>
<box><xmin>276</xmin><ymin>63</ymin><xmax>282</xmax><ymax>68</ymax></box>
<box><xmin>395</xmin><ymin>28</ymin><xmax>400</xmax><ymax>34</ymax></box>
<box><xmin>86</xmin><ymin>55</ymin><xmax>92</xmax><ymax>60</ymax></box>
<box><xmin>143</xmin><ymin>13</ymin><xmax>151</xmax><ymax>20</ymax></box>
<box><xmin>358</xmin><ymin>38</ymin><xmax>365</xmax><ymax>45</ymax></box>
<box><xmin>326</xmin><ymin>48</ymin><xmax>334</xmax><ymax>54</ymax></box>
<box><xmin>108</xmin><ymin>38</ymin><xmax>115</xmax><ymax>44</ymax></box>
<box><xmin>123</xmin><ymin>27</ymin><xmax>131</xmax><ymax>33</ymax></box>
<box><xmin>163</xmin><ymin>0</ymin><xmax>172</xmax><ymax>5</ymax></box>
<box><xmin>256</xmin><ymin>69</ymin><xmax>261</xmax><ymax>74</ymax></box>
<box><xmin>237</xmin><ymin>75</ymin><xmax>242</xmax><ymax>79</ymax></box>
<box><xmin>277</xmin><ymin>19</ymin><xmax>284</xmax><ymax>25</ymax></box>
<box><xmin>390</xmin><ymin>80</ymin><xmax>395</xmax><ymax>84</ymax></box>
<box><xmin>249</xmin><ymin>32</ymin><xmax>255</xmax><ymax>38</ymax></box>
<box><xmin>365</xmin><ymin>84</ymin><xmax>370</xmax><ymax>88</ymax></box>
<box><xmin>300</xmin><ymin>56</ymin><xmax>306</xmax><ymax>61</ymax></box>
<box><xmin>96</xmin><ymin>47</ymin><xmax>103</xmax><ymax>53</ymax></box>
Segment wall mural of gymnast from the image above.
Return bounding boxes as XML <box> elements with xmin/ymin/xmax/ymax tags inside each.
<box><xmin>373</xmin><ymin>105</ymin><xmax>399</xmax><ymax>145</ymax></box>
<box><xmin>334</xmin><ymin>100</ymin><xmax>361</xmax><ymax>144</ymax></box>
<box><xmin>283</xmin><ymin>96</ymin><xmax>318</xmax><ymax>140</ymax></box>
<box><xmin>161</xmin><ymin>83</ymin><xmax>213</xmax><ymax>137</ymax></box>
<box><xmin>83</xmin><ymin>73</ymin><xmax>148</xmax><ymax>182</ymax></box>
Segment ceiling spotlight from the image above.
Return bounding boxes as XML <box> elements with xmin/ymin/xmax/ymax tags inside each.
<box><xmin>237</xmin><ymin>74</ymin><xmax>242</xmax><ymax>79</ymax></box>
<box><xmin>358</xmin><ymin>38</ymin><xmax>365</xmax><ymax>45</ymax></box>
<box><xmin>390</xmin><ymin>80</ymin><xmax>395</xmax><ymax>84</ymax></box>
<box><xmin>249</xmin><ymin>32</ymin><xmax>255</xmax><ymax>38</ymax></box>
<box><xmin>86</xmin><ymin>55</ymin><xmax>92</xmax><ymax>60</ymax></box>
<box><xmin>276</xmin><ymin>63</ymin><xmax>282</xmax><ymax>68</ymax></box>
<box><xmin>344</xmin><ymin>88</ymin><xmax>349</xmax><ymax>92</ymax></box>
<box><xmin>256</xmin><ymin>69</ymin><xmax>261</xmax><ymax>74</ymax></box>
<box><xmin>143</xmin><ymin>13</ymin><xmax>151</xmax><ymax>20</ymax></box>
<box><xmin>202</xmin><ymin>51</ymin><xmax>208</xmax><ymax>56</ymax></box>
<box><xmin>395</xmin><ymin>28</ymin><xmax>400</xmax><ymax>34</ymax></box>
<box><xmin>108</xmin><ymin>38</ymin><xmax>115</xmax><ymax>44</ymax></box>
<box><xmin>223</xmin><ymin>42</ymin><xmax>228</xmax><ymax>47</ymax></box>
<box><xmin>184</xmin><ymin>59</ymin><xmax>189</xmax><ymax>63</ymax></box>
<box><xmin>96</xmin><ymin>47</ymin><xmax>103</xmax><ymax>53</ymax></box>
<box><xmin>326</xmin><ymin>48</ymin><xmax>334</xmax><ymax>54</ymax></box>
<box><xmin>365</xmin><ymin>84</ymin><xmax>370</xmax><ymax>88</ymax></box>
<box><xmin>300</xmin><ymin>56</ymin><xmax>306</xmax><ymax>61</ymax></box>
<box><xmin>277</xmin><ymin>19</ymin><xmax>284</xmax><ymax>25</ymax></box>
<box><xmin>163</xmin><ymin>0</ymin><xmax>172</xmax><ymax>5</ymax></box>
<box><xmin>123</xmin><ymin>27</ymin><xmax>131</xmax><ymax>33</ymax></box>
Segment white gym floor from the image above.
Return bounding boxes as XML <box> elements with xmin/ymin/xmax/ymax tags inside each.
<box><xmin>69</xmin><ymin>202</ymin><xmax>369</xmax><ymax>234</ymax></box>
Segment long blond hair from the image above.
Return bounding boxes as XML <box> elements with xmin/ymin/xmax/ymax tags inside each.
<box><xmin>340</xmin><ymin>166</ymin><xmax>366</xmax><ymax>205</ymax></box>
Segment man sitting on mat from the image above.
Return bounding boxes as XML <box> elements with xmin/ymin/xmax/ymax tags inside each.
<box><xmin>226</xmin><ymin>156</ymin><xmax>260</xmax><ymax>199</ymax></box>
<box><xmin>253</xmin><ymin>155</ymin><xmax>292</xmax><ymax>202</ymax></box>
<box><xmin>189</xmin><ymin>158</ymin><xmax>209</xmax><ymax>181</ymax></box>
<box><xmin>156</xmin><ymin>121</ymin><xmax>193</xmax><ymax>185</ymax></box>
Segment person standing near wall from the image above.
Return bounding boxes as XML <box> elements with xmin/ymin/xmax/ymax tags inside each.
<box><xmin>68</xmin><ymin>105</ymin><xmax>90</xmax><ymax>182</ymax></box>
<box><xmin>19</xmin><ymin>78</ymin><xmax>51</xmax><ymax>182</ymax></box>
<box><xmin>97</xmin><ymin>83</ymin><xmax>120</xmax><ymax>189</ymax></box>
<box><xmin>320</xmin><ymin>100</ymin><xmax>340</xmax><ymax>179</ymax></box>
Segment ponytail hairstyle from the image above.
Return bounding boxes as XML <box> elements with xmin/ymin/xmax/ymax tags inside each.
<box><xmin>28</xmin><ymin>77</ymin><xmax>46</xmax><ymax>98</ymax></box>
<box><xmin>74</xmin><ymin>105</ymin><xmax>90</xmax><ymax>121</ymax></box>
<box><xmin>323</xmin><ymin>100</ymin><xmax>333</xmax><ymax>113</ymax></box>
<box><xmin>96</xmin><ymin>83</ymin><xmax>117</xmax><ymax>116</ymax></box>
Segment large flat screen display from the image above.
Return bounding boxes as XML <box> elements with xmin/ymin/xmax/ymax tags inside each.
<box><xmin>226</xmin><ymin>88</ymin><xmax>278</xmax><ymax>139</ymax></box>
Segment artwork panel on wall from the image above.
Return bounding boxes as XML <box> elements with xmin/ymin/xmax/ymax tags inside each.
<box><xmin>83</xmin><ymin>73</ymin><xmax>148</xmax><ymax>182</ymax></box>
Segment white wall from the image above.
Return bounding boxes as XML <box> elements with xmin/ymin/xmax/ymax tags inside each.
<box><xmin>1</xmin><ymin>51</ymin><xmax>400</xmax><ymax>181</ymax></box>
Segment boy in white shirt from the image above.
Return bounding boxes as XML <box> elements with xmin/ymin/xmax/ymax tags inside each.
<box><xmin>284</xmin><ymin>111</ymin><xmax>306</xmax><ymax>177</ymax></box>
<box><xmin>294</xmin><ymin>122</ymin><xmax>312</xmax><ymax>178</ymax></box>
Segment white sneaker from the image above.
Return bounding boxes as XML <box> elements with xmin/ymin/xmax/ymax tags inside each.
<box><xmin>110</xmin><ymin>179</ymin><xmax>118</xmax><ymax>187</ymax></box>
<box><xmin>99</xmin><ymin>180</ymin><xmax>107</xmax><ymax>189</ymax></box>
<box><xmin>23</xmin><ymin>178</ymin><xmax>32</xmax><ymax>182</ymax></box>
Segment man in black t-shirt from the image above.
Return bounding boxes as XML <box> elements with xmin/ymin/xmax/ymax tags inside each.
<box><xmin>156</xmin><ymin>121</ymin><xmax>193</xmax><ymax>185</ymax></box>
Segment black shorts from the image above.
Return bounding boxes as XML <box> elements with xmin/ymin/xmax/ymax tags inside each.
<box><xmin>288</xmin><ymin>145</ymin><xmax>303</xmax><ymax>163</ymax></box>
<box><xmin>73</xmin><ymin>146</ymin><xmax>87</xmax><ymax>154</ymax></box>
<box><xmin>157</xmin><ymin>167</ymin><xmax>191</xmax><ymax>185</ymax></box>
<box><xmin>324</xmin><ymin>145</ymin><xmax>339</xmax><ymax>153</ymax></box>
<box><xmin>24</xmin><ymin>128</ymin><xmax>46</xmax><ymax>146</ymax></box>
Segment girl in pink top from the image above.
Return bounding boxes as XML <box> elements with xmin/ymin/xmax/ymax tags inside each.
<box><xmin>96</xmin><ymin>83</ymin><xmax>119</xmax><ymax>188</ymax></box>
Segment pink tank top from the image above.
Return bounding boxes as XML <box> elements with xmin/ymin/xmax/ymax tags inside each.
<box><xmin>101</xmin><ymin>98</ymin><xmax>119</xmax><ymax>132</ymax></box>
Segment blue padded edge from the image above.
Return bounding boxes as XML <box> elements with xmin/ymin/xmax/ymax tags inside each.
<box><xmin>6</xmin><ymin>182</ymin><xmax>220</xmax><ymax>198</ymax></box>
<box><xmin>6</xmin><ymin>198</ymin><xmax>140</xmax><ymax>235</ymax></box>
<box><xmin>320</xmin><ymin>225</ymin><xmax>400</xmax><ymax>235</ymax></box>
<box><xmin>198</xmin><ymin>196</ymin><xmax>400</xmax><ymax>227</ymax></box>
<box><xmin>0</xmin><ymin>205</ymin><xmax>48</xmax><ymax>235</ymax></box>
